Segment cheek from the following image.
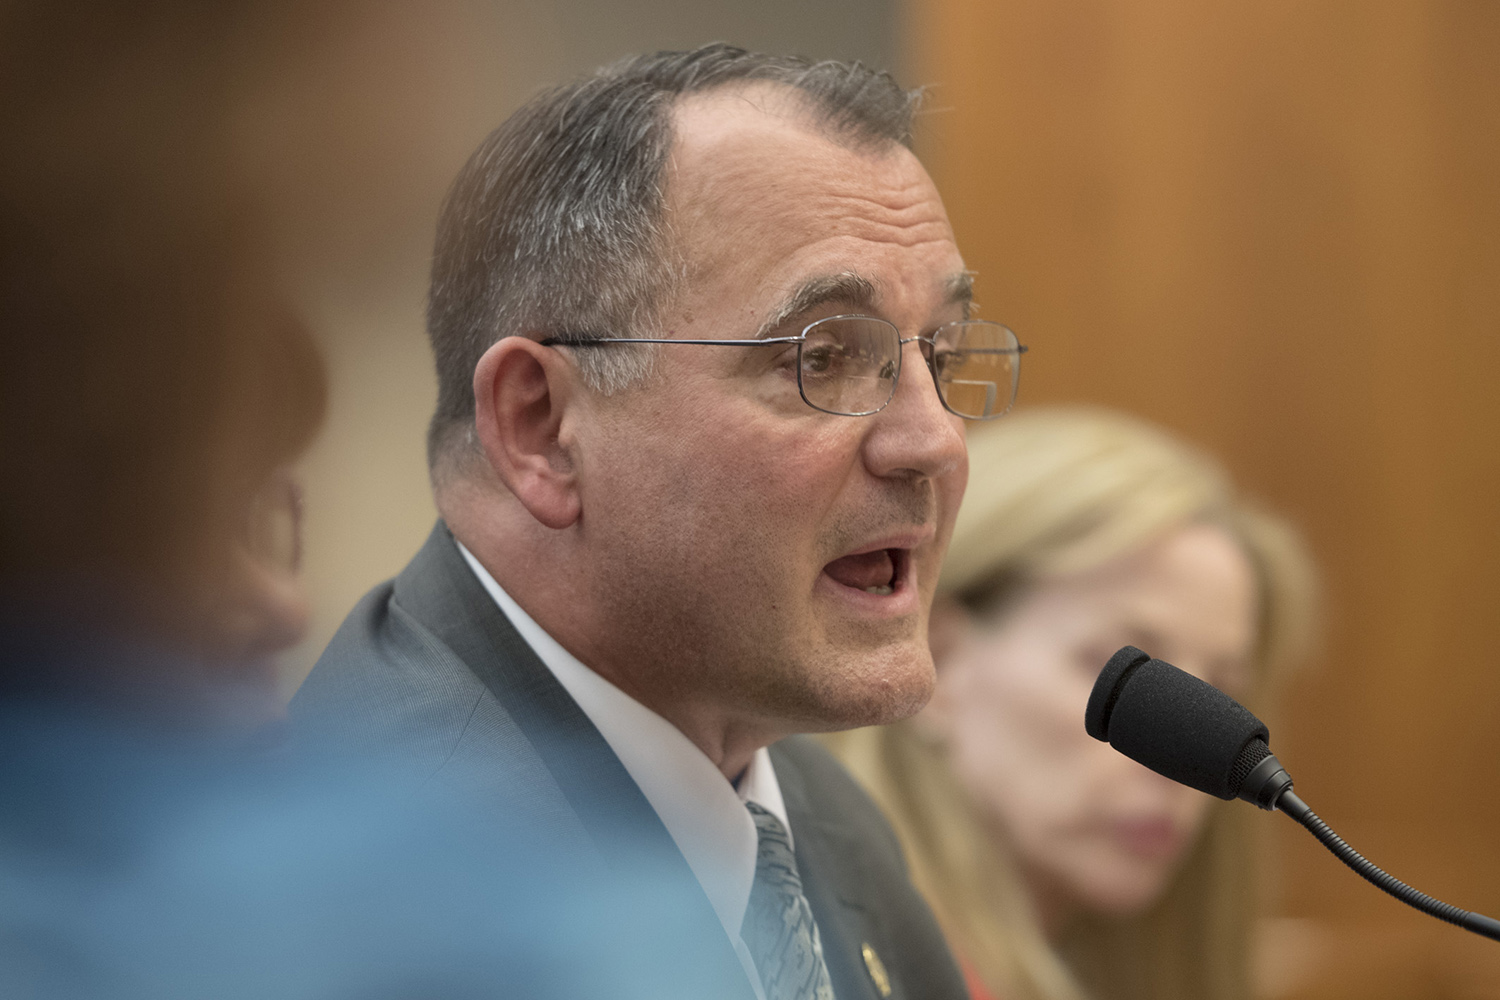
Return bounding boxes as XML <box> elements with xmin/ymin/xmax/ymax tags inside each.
<box><xmin>1176</xmin><ymin>784</ymin><xmax>1216</xmax><ymax>841</ymax></box>
<box><xmin>667</xmin><ymin>415</ymin><xmax>860</xmax><ymax>537</ymax></box>
<box><xmin>940</xmin><ymin>648</ymin><xmax>1102</xmax><ymax>840</ymax></box>
<box><xmin>595</xmin><ymin>408</ymin><xmax>860</xmax><ymax>594</ymax></box>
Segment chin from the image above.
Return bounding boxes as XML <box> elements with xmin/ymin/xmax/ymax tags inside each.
<box><xmin>1072</xmin><ymin>868</ymin><xmax>1176</xmax><ymax>918</ymax></box>
<box><xmin>799</xmin><ymin>642</ymin><xmax>936</xmax><ymax>732</ymax></box>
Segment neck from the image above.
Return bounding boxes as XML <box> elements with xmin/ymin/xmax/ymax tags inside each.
<box><xmin>586</xmin><ymin>663</ymin><xmax>777</xmax><ymax>781</ymax></box>
<box><xmin>1019</xmin><ymin>862</ymin><xmax>1080</xmax><ymax>940</ymax></box>
<box><xmin>441</xmin><ymin>484</ymin><xmax>779</xmax><ymax>784</ymax></box>
<box><xmin>0</xmin><ymin>597</ymin><xmax>283</xmax><ymax>731</ymax></box>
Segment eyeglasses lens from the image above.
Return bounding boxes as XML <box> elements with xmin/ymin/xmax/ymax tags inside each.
<box><xmin>799</xmin><ymin>317</ymin><xmax>901</xmax><ymax>416</ymax></box>
<box><xmin>931</xmin><ymin>322</ymin><xmax>1021</xmax><ymax>419</ymax></box>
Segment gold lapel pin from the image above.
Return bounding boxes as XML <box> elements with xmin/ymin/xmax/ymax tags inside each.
<box><xmin>861</xmin><ymin>942</ymin><xmax>892</xmax><ymax>998</ymax></box>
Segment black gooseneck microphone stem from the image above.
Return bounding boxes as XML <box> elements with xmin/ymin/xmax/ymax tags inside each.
<box><xmin>1275</xmin><ymin>789</ymin><xmax>1500</xmax><ymax>943</ymax></box>
<box><xmin>1090</xmin><ymin>646</ymin><xmax>1500</xmax><ymax>942</ymax></box>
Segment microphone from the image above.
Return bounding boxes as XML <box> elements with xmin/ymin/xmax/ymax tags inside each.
<box><xmin>1087</xmin><ymin>645</ymin><xmax>1500</xmax><ymax>943</ymax></box>
<box><xmin>1084</xmin><ymin>645</ymin><xmax>1293</xmax><ymax>808</ymax></box>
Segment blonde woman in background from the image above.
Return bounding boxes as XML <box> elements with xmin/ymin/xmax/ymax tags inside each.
<box><xmin>829</xmin><ymin>406</ymin><xmax>1317</xmax><ymax>1000</ymax></box>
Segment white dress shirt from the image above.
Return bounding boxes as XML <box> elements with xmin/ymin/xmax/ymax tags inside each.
<box><xmin>457</xmin><ymin>543</ymin><xmax>786</xmax><ymax>999</ymax></box>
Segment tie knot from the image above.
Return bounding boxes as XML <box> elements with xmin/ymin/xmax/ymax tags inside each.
<box><xmin>742</xmin><ymin>802</ymin><xmax>835</xmax><ymax>1000</ymax></box>
<box><xmin>747</xmin><ymin>800</ymin><xmax>792</xmax><ymax>851</ymax></box>
<box><xmin>746</xmin><ymin>802</ymin><xmax>802</xmax><ymax>894</ymax></box>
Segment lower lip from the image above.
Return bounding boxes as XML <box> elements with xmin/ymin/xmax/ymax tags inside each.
<box><xmin>1111</xmin><ymin>818</ymin><xmax>1187</xmax><ymax>860</ymax></box>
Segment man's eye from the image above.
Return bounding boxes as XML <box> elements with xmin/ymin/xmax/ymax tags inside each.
<box><xmin>802</xmin><ymin>345</ymin><xmax>838</xmax><ymax>374</ymax></box>
<box><xmin>768</xmin><ymin>343</ymin><xmax>802</xmax><ymax>373</ymax></box>
<box><xmin>932</xmin><ymin>348</ymin><xmax>964</xmax><ymax>380</ymax></box>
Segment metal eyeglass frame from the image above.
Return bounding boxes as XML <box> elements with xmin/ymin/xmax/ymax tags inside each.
<box><xmin>539</xmin><ymin>314</ymin><xmax>1027</xmax><ymax>420</ymax></box>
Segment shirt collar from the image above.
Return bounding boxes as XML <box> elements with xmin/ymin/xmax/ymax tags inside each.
<box><xmin>455</xmin><ymin>541</ymin><xmax>790</xmax><ymax>950</ymax></box>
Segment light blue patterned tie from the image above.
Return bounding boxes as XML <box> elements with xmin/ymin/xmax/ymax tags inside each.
<box><xmin>742</xmin><ymin>802</ymin><xmax>837</xmax><ymax>1000</ymax></box>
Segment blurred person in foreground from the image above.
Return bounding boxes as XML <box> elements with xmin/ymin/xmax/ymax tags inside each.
<box><xmin>293</xmin><ymin>43</ymin><xmax>1027</xmax><ymax>1000</ymax></box>
<box><xmin>0</xmin><ymin>7</ymin><xmax>714</xmax><ymax>998</ymax></box>
<box><xmin>830</xmin><ymin>406</ymin><xmax>1318</xmax><ymax>1000</ymax></box>
<box><xmin>0</xmin><ymin>9</ymin><xmax>319</xmax><ymax>727</ymax></box>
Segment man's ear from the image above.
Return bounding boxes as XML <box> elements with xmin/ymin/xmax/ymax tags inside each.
<box><xmin>472</xmin><ymin>337</ymin><xmax>581</xmax><ymax>530</ymax></box>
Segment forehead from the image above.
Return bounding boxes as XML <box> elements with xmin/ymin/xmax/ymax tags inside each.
<box><xmin>663</xmin><ymin>84</ymin><xmax>964</xmax><ymax>320</ymax></box>
<box><xmin>1052</xmin><ymin>525</ymin><xmax>1258</xmax><ymax>649</ymax></box>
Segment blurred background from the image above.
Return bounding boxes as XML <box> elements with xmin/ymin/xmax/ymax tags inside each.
<box><xmin>138</xmin><ymin>1</ymin><xmax>1497</xmax><ymax>997</ymax></box>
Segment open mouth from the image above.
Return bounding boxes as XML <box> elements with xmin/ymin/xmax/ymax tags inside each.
<box><xmin>822</xmin><ymin>547</ymin><xmax>907</xmax><ymax>596</ymax></box>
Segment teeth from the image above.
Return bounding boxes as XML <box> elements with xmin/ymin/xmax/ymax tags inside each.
<box><xmin>863</xmin><ymin>585</ymin><xmax>894</xmax><ymax>596</ymax></box>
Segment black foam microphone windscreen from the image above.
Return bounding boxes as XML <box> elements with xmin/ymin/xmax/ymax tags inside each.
<box><xmin>1084</xmin><ymin>645</ymin><xmax>1270</xmax><ymax>800</ymax></box>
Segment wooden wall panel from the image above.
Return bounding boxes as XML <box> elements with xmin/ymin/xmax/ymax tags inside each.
<box><xmin>903</xmin><ymin>2</ymin><xmax>1500</xmax><ymax>995</ymax></box>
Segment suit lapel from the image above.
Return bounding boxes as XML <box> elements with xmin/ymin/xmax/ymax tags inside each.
<box><xmin>775</xmin><ymin>742</ymin><xmax>886</xmax><ymax>1000</ymax></box>
<box><xmin>391</xmin><ymin>524</ymin><xmax>662</xmax><ymax>870</ymax></box>
<box><xmin>392</xmin><ymin>523</ymin><xmax>757</xmax><ymax>999</ymax></box>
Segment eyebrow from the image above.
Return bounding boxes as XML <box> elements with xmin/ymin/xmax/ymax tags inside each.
<box><xmin>754</xmin><ymin>269</ymin><xmax>977</xmax><ymax>339</ymax></box>
<box><xmin>946</xmin><ymin>271</ymin><xmax>976</xmax><ymax>318</ymax></box>
<box><xmin>755</xmin><ymin>272</ymin><xmax>879</xmax><ymax>339</ymax></box>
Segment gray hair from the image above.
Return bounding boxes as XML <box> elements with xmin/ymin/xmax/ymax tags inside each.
<box><xmin>425</xmin><ymin>43</ymin><xmax>922</xmax><ymax>470</ymax></box>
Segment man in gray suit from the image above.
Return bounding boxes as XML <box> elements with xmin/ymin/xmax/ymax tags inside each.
<box><xmin>295</xmin><ymin>43</ymin><xmax>1025</xmax><ymax>1000</ymax></box>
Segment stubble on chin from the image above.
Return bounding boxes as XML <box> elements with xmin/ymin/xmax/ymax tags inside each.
<box><xmin>603</xmin><ymin>585</ymin><xmax>937</xmax><ymax>739</ymax></box>
<box><xmin>739</xmin><ymin>625</ymin><xmax>939</xmax><ymax>736</ymax></box>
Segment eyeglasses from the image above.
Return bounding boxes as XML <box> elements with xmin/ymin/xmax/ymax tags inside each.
<box><xmin>540</xmin><ymin>315</ymin><xmax>1027</xmax><ymax>420</ymax></box>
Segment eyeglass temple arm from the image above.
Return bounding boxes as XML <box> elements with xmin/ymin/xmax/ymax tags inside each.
<box><xmin>544</xmin><ymin>335</ymin><xmax>1028</xmax><ymax>353</ymax></box>
<box><xmin>540</xmin><ymin>336</ymin><xmax>802</xmax><ymax>347</ymax></box>
<box><xmin>900</xmin><ymin>335</ymin><xmax>1028</xmax><ymax>355</ymax></box>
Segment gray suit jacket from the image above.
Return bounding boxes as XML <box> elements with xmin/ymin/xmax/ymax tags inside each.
<box><xmin>292</xmin><ymin>522</ymin><xmax>969</xmax><ymax>1000</ymax></box>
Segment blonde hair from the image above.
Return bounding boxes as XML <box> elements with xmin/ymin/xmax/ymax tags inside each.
<box><xmin>829</xmin><ymin>406</ymin><xmax>1317</xmax><ymax>1000</ymax></box>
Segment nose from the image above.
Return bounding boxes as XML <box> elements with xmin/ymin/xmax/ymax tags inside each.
<box><xmin>862</xmin><ymin>338</ymin><xmax>966</xmax><ymax>482</ymax></box>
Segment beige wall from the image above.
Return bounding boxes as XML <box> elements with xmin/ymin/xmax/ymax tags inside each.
<box><xmin>905</xmin><ymin>1</ymin><xmax>1500</xmax><ymax>995</ymax></box>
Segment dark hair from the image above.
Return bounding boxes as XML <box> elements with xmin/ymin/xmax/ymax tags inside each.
<box><xmin>0</xmin><ymin>3</ymin><xmax>327</xmax><ymax>584</ymax></box>
<box><xmin>425</xmin><ymin>43</ymin><xmax>922</xmax><ymax>469</ymax></box>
